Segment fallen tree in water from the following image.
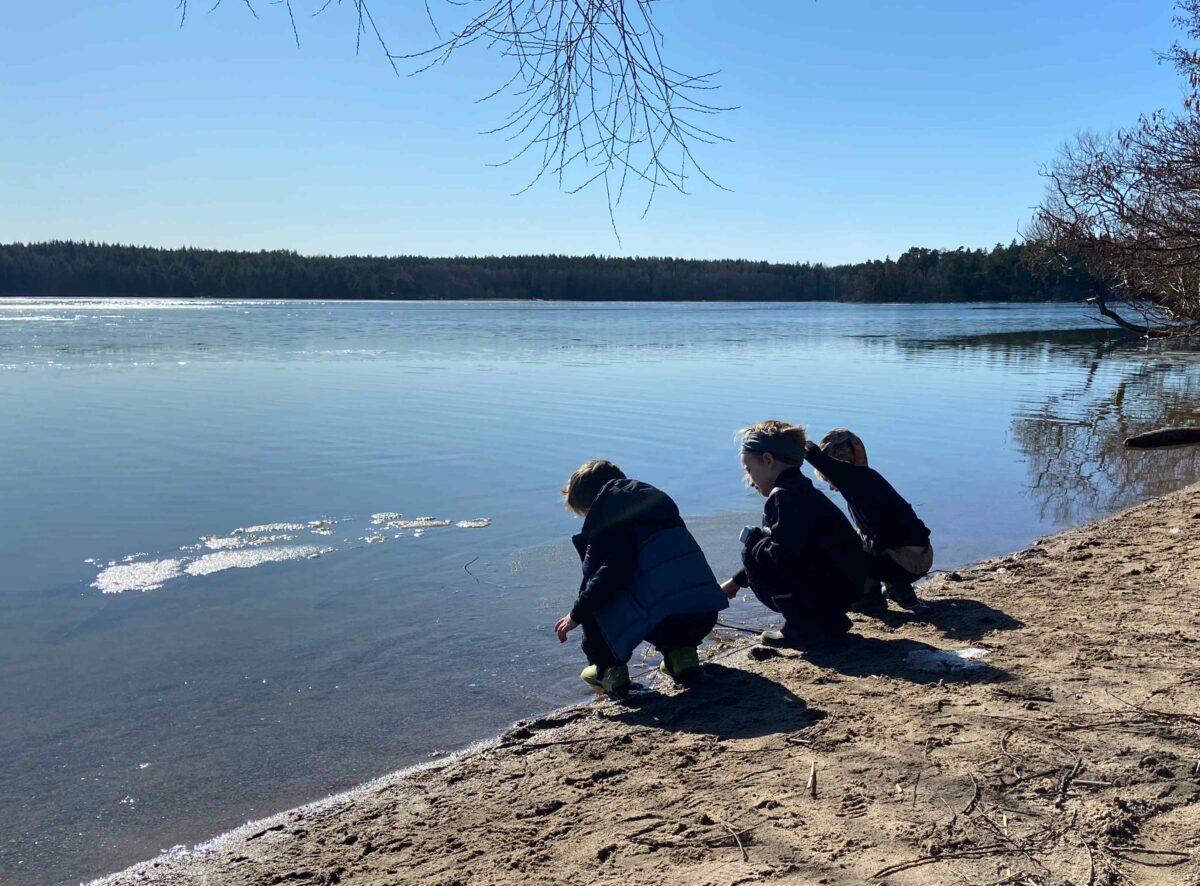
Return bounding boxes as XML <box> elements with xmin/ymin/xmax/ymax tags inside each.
<box><xmin>1125</xmin><ymin>427</ymin><xmax>1200</xmax><ymax>448</ymax></box>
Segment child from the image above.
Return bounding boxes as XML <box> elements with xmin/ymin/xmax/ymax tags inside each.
<box><xmin>719</xmin><ymin>421</ymin><xmax>866</xmax><ymax>647</ymax></box>
<box><xmin>804</xmin><ymin>429</ymin><xmax>933</xmax><ymax>612</ymax></box>
<box><xmin>554</xmin><ymin>459</ymin><xmax>729</xmax><ymax>697</ymax></box>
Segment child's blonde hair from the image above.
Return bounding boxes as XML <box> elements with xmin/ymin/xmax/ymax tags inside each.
<box><xmin>737</xmin><ymin>420</ymin><xmax>808</xmax><ymax>465</ymax></box>
<box><xmin>562</xmin><ymin>459</ymin><xmax>626</xmax><ymax>515</ymax></box>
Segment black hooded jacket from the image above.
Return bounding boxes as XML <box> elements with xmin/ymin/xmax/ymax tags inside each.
<box><xmin>569</xmin><ymin>478</ymin><xmax>686</xmax><ymax>624</ymax></box>
<box><xmin>733</xmin><ymin>466</ymin><xmax>865</xmax><ymax>614</ymax></box>
<box><xmin>804</xmin><ymin>442</ymin><xmax>930</xmax><ymax>551</ymax></box>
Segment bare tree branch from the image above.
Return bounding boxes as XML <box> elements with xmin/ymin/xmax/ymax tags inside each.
<box><xmin>176</xmin><ymin>0</ymin><xmax>733</xmax><ymax>216</ymax></box>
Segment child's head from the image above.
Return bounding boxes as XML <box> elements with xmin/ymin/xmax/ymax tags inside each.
<box><xmin>819</xmin><ymin>428</ymin><xmax>868</xmax><ymax>466</ymax></box>
<box><xmin>562</xmin><ymin>459</ymin><xmax>626</xmax><ymax>516</ymax></box>
<box><xmin>737</xmin><ymin>420</ymin><xmax>807</xmax><ymax>497</ymax></box>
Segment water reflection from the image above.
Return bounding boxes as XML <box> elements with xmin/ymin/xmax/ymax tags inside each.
<box><xmin>1013</xmin><ymin>354</ymin><xmax>1200</xmax><ymax>525</ymax></box>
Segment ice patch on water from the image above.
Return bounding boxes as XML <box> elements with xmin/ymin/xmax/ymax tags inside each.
<box><xmin>904</xmin><ymin>647</ymin><xmax>990</xmax><ymax>672</ymax></box>
<box><xmin>456</xmin><ymin>518</ymin><xmax>492</xmax><ymax>529</ymax></box>
<box><xmin>307</xmin><ymin>519</ymin><xmax>337</xmax><ymax>535</ymax></box>
<box><xmin>93</xmin><ymin>559</ymin><xmax>185</xmax><ymax>594</ymax></box>
<box><xmin>184</xmin><ymin>546</ymin><xmax>330</xmax><ymax>577</ymax></box>
<box><xmin>201</xmin><ymin>533</ymin><xmax>295</xmax><ymax>550</ymax></box>
<box><xmin>200</xmin><ymin>535</ymin><xmax>245</xmax><ymax>551</ymax></box>
<box><xmin>388</xmin><ymin>517</ymin><xmax>452</xmax><ymax>530</ymax></box>
<box><xmin>233</xmin><ymin>523</ymin><xmax>306</xmax><ymax>535</ymax></box>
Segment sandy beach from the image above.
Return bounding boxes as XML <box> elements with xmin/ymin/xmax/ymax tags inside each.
<box><xmin>95</xmin><ymin>482</ymin><xmax>1200</xmax><ymax>886</ymax></box>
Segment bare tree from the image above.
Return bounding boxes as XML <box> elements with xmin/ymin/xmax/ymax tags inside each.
<box><xmin>177</xmin><ymin>0</ymin><xmax>732</xmax><ymax>222</ymax></box>
<box><xmin>1026</xmin><ymin>2</ymin><xmax>1200</xmax><ymax>338</ymax></box>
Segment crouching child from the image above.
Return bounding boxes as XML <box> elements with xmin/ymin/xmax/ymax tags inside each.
<box><xmin>554</xmin><ymin>460</ymin><xmax>729</xmax><ymax>698</ymax></box>
<box><xmin>720</xmin><ymin>421</ymin><xmax>866</xmax><ymax>648</ymax></box>
<box><xmin>805</xmin><ymin>429</ymin><xmax>933</xmax><ymax>612</ymax></box>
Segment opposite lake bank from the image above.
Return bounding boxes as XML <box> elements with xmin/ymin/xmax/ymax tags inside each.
<box><xmin>94</xmin><ymin>481</ymin><xmax>1200</xmax><ymax>886</ymax></box>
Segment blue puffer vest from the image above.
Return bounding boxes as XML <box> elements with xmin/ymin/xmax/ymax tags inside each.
<box><xmin>571</xmin><ymin>479</ymin><xmax>728</xmax><ymax>662</ymax></box>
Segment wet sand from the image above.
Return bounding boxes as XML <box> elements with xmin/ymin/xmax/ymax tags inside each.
<box><xmin>94</xmin><ymin>483</ymin><xmax>1200</xmax><ymax>885</ymax></box>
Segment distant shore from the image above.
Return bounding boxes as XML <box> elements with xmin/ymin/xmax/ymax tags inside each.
<box><xmin>2</xmin><ymin>240</ymin><xmax>1090</xmax><ymax>303</ymax></box>
<box><xmin>94</xmin><ymin>483</ymin><xmax>1200</xmax><ymax>886</ymax></box>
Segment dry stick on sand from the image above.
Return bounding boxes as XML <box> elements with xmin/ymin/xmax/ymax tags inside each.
<box><xmin>806</xmin><ymin>760</ymin><xmax>817</xmax><ymax>798</ymax></box>
<box><xmin>871</xmin><ymin>846</ymin><xmax>1026</xmax><ymax>879</ymax></box>
<box><xmin>711</xmin><ymin>814</ymin><xmax>749</xmax><ymax>863</ymax></box>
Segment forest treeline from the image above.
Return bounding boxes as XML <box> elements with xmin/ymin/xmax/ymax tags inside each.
<box><xmin>0</xmin><ymin>241</ymin><xmax>1091</xmax><ymax>302</ymax></box>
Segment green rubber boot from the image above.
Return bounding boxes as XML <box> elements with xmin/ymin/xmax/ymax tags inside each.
<box><xmin>658</xmin><ymin>646</ymin><xmax>701</xmax><ymax>682</ymax></box>
<box><xmin>580</xmin><ymin>664</ymin><xmax>630</xmax><ymax>698</ymax></box>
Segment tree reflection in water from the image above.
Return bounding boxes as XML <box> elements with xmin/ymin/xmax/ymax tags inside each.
<box><xmin>891</xmin><ymin>327</ymin><xmax>1200</xmax><ymax>527</ymax></box>
<box><xmin>1012</xmin><ymin>348</ymin><xmax>1199</xmax><ymax>525</ymax></box>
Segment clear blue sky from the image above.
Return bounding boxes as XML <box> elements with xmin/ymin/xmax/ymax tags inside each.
<box><xmin>0</xmin><ymin>1</ymin><xmax>1186</xmax><ymax>262</ymax></box>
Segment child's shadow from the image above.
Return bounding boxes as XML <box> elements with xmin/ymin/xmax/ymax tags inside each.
<box><xmin>609</xmin><ymin>663</ymin><xmax>823</xmax><ymax>740</ymax></box>
<box><xmin>877</xmin><ymin>596</ymin><xmax>1024</xmax><ymax>643</ymax></box>
<box><xmin>802</xmin><ymin>633</ymin><xmax>1012</xmax><ymax>686</ymax></box>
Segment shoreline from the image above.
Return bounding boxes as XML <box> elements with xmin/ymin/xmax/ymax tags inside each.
<box><xmin>93</xmin><ymin>483</ymin><xmax>1200</xmax><ymax>885</ymax></box>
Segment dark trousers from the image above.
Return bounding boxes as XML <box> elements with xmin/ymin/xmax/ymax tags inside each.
<box><xmin>740</xmin><ymin>547</ymin><xmax>856</xmax><ymax>635</ymax></box>
<box><xmin>580</xmin><ymin>610</ymin><xmax>719</xmax><ymax>669</ymax></box>
<box><xmin>865</xmin><ymin>550</ymin><xmax>923</xmax><ymax>587</ymax></box>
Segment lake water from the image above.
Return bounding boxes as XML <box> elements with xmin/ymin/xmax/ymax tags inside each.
<box><xmin>0</xmin><ymin>300</ymin><xmax>1197</xmax><ymax>885</ymax></box>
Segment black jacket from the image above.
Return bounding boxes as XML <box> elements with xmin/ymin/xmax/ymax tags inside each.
<box><xmin>569</xmin><ymin>478</ymin><xmax>690</xmax><ymax>624</ymax></box>
<box><xmin>804</xmin><ymin>443</ymin><xmax>930</xmax><ymax>551</ymax></box>
<box><xmin>734</xmin><ymin>466</ymin><xmax>865</xmax><ymax>613</ymax></box>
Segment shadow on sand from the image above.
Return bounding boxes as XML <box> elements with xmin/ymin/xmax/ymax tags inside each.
<box><xmin>874</xmin><ymin>594</ymin><xmax>1025</xmax><ymax>643</ymax></box>
<box><xmin>608</xmin><ymin>663</ymin><xmax>823</xmax><ymax>740</ymax></box>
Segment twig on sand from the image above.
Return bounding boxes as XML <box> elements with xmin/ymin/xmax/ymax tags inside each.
<box><xmin>1109</xmin><ymin>845</ymin><xmax>1191</xmax><ymax>866</ymax></box>
<box><xmin>711</xmin><ymin>814</ymin><xmax>750</xmax><ymax>862</ymax></box>
<box><xmin>1083</xmin><ymin>839</ymin><xmax>1096</xmax><ymax>886</ymax></box>
<box><xmin>715</xmin><ymin>619</ymin><xmax>762</xmax><ymax>635</ymax></box>
<box><xmin>961</xmin><ymin>773</ymin><xmax>982</xmax><ymax>815</ymax></box>
<box><xmin>1106</xmin><ymin>689</ymin><xmax>1200</xmax><ymax>725</ymax></box>
<box><xmin>806</xmin><ymin>760</ymin><xmax>817</xmax><ymax>798</ymax></box>
<box><xmin>971</xmin><ymin>812</ymin><xmax>1049</xmax><ymax>872</ymax></box>
<box><xmin>1057</xmin><ymin>758</ymin><xmax>1083</xmax><ymax>807</ymax></box>
<box><xmin>871</xmin><ymin>846</ymin><xmax>1024</xmax><ymax>879</ymax></box>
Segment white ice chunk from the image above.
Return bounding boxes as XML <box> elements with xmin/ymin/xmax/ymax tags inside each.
<box><xmin>92</xmin><ymin>559</ymin><xmax>185</xmax><ymax>594</ymax></box>
<box><xmin>184</xmin><ymin>546</ymin><xmax>329</xmax><ymax>576</ymax></box>
<box><xmin>232</xmin><ymin>523</ymin><xmax>306</xmax><ymax>535</ymax></box>
<box><xmin>904</xmin><ymin>647</ymin><xmax>990</xmax><ymax>672</ymax></box>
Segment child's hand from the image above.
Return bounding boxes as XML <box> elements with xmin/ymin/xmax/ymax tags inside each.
<box><xmin>720</xmin><ymin>578</ymin><xmax>740</xmax><ymax>599</ymax></box>
<box><xmin>555</xmin><ymin>615</ymin><xmax>578</xmax><ymax>642</ymax></box>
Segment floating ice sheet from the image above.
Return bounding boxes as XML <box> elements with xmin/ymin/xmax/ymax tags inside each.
<box><xmin>92</xmin><ymin>559</ymin><xmax>185</xmax><ymax>594</ymax></box>
<box><xmin>386</xmin><ymin>517</ymin><xmax>452</xmax><ymax>530</ymax></box>
<box><xmin>233</xmin><ymin>523</ymin><xmax>306</xmax><ymax>535</ymax></box>
<box><xmin>904</xmin><ymin>647</ymin><xmax>990</xmax><ymax>672</ymax></box>
<box><xmin>184</xmin><ymin>546</ymin><xmax>330</xmax><ymax>577</ymax></box>
<box><xmin>91</xmin><ymin>510</ymin><xmax>487</xmax><ymax>594</ymax></box>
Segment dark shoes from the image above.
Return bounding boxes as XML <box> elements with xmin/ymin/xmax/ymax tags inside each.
<box><xmin>849</xmin><ymin>590</ymin><xmax>888</xmax><ymax>615</ymax></box>
<box><xmin>884</xmin><ymin>583</ymin><xmax>921</xmax><ymax>608</ymax></box>
<box><xmin>760</xmin><ymin>614</ymin><xmax>851</xmax><ymax>649</ymax></box>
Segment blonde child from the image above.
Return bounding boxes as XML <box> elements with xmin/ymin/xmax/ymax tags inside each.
<box><xmin>720</xmin><ymin>422</ymin><xmax>865</xmax><ymax>647</ymax></box>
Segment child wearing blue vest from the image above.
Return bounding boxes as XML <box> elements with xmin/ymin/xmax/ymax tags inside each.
<box><xmin>554</xmin><ymin>459</ymin><xmax>729</xmax><ymax>697</ymax></box>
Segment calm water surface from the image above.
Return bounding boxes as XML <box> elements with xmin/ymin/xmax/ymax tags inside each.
<box><xmin>0</xmin><ymin>300</ymin><xmax>1196</xmax><ymax>884</ymax></box>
